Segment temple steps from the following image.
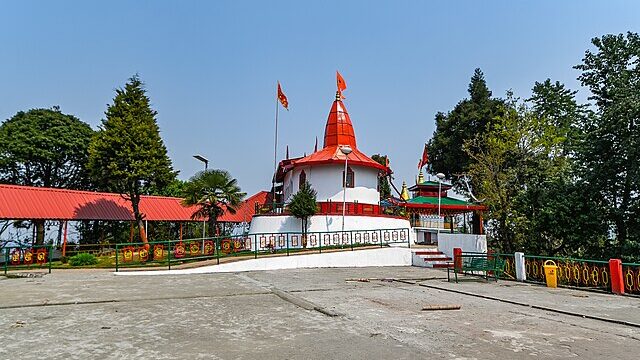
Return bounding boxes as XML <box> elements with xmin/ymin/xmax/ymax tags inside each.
<box><xmin>411</xmin><ymin>249</ymin><xmax>453</xmax><ymax>268</ymax></box>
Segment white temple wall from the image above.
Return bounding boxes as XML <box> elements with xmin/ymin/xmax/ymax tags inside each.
<box><xmin>249</xmin><ymin>214</ymin><xmax>410</xmax><ymax>234</ymax></box>
<box><xmin>248</xmin><ymin>214</ymin><xmax>412</xmax><ymax>250</ymax></box>
<box><xmin>283</xmin><ymin>164</ymin><xmax>380</xmax><ymax>205</ymax></box>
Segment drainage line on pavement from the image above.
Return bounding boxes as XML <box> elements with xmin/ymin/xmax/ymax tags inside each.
<box><xmin>393</xmin><ymin>279</ymin><xmax>640</xmax><ymax>329</ymax></box>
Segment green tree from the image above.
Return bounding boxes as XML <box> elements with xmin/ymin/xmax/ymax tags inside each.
<box><xmin>149</xmin><ymin>178</ymin><xmax>188</xmax><ymax>197</ymax></box>
<box><xmin>0</xmin><ymin>107</ymin><xmax>94</xmax><ymax>244</ymax></box>
<box><xmin>465</xmin><ymin>93</ymin><xmax>571</xmax><ymax>253</ymax></box>
<box><xmin>88</xmin><ymin>75</ymin><xmax>176</xmax><ymax>246</ymax></box>
<box><xmin>181</xmin><ymin>169</ymin><xmax>245</xmax><ymax>238</ymax></box>
<box><xmin>0</xmin><ymin>107</ymin><xmax>94</xmax><ymax>188</ymax></box>
<box><xmin>288</xmin><ymin>181</ymin><xmax>317</xmax><ymax>247</ymax></box>
<box><xmin>574</xmin><ymin>32</ymin><xmax>640</xmax><ymax>259</ymax></box>
<box><xmin>371</xmin><ymin>154</ymin><xmax>391</xmax><ymax>200</ymax></box>
<box><xmin>427</xmin><ymin>68</ymin><xmax>504</xmax><ymax>192</ymax></box>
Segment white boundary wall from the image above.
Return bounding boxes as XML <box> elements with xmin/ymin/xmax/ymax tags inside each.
<box><xmin>437</xmin><ymin>233</ymin><xmax>487</xmax><ymax>258</ymax></box>
<box><xmin>250</xmin><ymin>214</ymin><xmax>410</xmax><ymax>234</ymax></box>
<box><xmin>115</xmin><ymin>247</ymin><xmax>413</xmax><ymax>275</ymax></box>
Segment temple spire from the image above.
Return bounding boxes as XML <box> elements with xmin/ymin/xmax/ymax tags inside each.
<box><xmin>323</xmin><ymin>93</ymin><xmax>357</xmax><ymax>149</ymax></box>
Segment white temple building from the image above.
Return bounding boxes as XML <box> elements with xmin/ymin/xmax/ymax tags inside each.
<box><xmin>248</xmin><ymin>91</ymin><xmax>412</xmax><ymax>248</ymax></box>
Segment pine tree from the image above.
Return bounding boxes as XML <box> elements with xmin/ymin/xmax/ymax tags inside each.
<box><xmin>88</xmin><ymin>75</ymin><xmax>176</xmax><ymax>246</ymax></box>
<box><xmin>427</xmin><ymin>68</ymin><xmax>504</xmax><ymax>192</ymax></box>
<box><xmin>288</xmin><ymin>181</ymin><xmax>317</xmax><ymax>247</ymax></box>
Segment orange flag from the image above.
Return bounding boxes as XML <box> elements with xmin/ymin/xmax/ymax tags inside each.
<box><xmin>336</xmin><ymin>71</ymin><xmax>347</xmax><ymax>98</ymax></box>
<box><xmin>418</xmin><ymin>144</ymin><xmax>429</xmax><ymax>169</ymax></box>
<box><xmin>277</xmin><ymin>82</ymin><xmax>289</xmax><ymax>110</ymax></box>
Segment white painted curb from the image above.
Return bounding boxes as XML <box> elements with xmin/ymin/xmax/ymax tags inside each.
<box><xmin>115</xmin><ymin>247</ymin><xmax>413</xmax><ymax>276</ymax></box>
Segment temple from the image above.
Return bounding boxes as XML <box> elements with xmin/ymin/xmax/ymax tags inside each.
<box><xmin>248</xmin><ymin>83</ymin><xmax>486</xmax><ymax>251</ymax></box>
<box><xmin>394</xmin><ymin>171</ymin><xmax>486</xmax><ymax>244</ymax></box>
<box><xmin>248</xmin><ymin>91</ymin><xmax>412</xmax><ymax>245</ymax></box>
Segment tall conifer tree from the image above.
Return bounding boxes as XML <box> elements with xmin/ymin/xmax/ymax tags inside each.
<box><xmin>88</xmin><ymin>75</ymin><xmax>176</xmax><ymax>245</ymax></box>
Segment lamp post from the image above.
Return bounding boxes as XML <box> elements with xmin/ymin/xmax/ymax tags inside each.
<box><xmin>340</xmin><ymin>145</ymin><xmax>353</xmax><ymax>234</ymax></box>
<box><xmin>193</xmin><ymin>154</ymin><xmax>209</xmax><ymax>170</ymax></box>
<box><xmin>436</xmin><ymin>173</ymin><xmax>445</xmax><ymax>238</ymax></box>
<box><xmin>193</xmin><ymin>154</ymin><xmax>209</xmax><ymax>240</ymax></box>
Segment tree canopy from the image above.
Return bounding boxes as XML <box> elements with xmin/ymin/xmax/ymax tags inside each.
<box><xmin>428</xmin><ymin>32</ymin><xmax>640</xmax><ymax>261</ymax></box>
<box><xmin>0</xmin><ymin>107</ymin><xmax>94</xmax><ymax>244</ymax></box>
<box><xmin>371</xmin><ymin>154</ymin><xmax>391</xmax><ymax>200</ymax></box>
<box><xmin>88</xmin><ymin>75</ymin><xmax>176</xmax><ymax>245</ymax></box>
<box><xmin>575</xmin><ymin>32</ymin><xmax>640</xmax><ymax>258</ymax></box>
<box><xmin>181</xmin><ymin>169</ymin><xmax>245</xmax><ymax>237</ymax></box>
<box><xmin>427</xmin><ymin>68</ymin><xmax>505</xmax><ymax>192</ymax></box>
<box><xmin>0</xmin><ymin>107</ymin><xmax>94</xmax><ymax>189</ymax></box>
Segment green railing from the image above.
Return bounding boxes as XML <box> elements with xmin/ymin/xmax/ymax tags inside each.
<box><xmin>114</xmin><ymin>228</ymin><xmax>411</xmax><ymax>272</ymax></box>
<box><xmin>493</xmin><ymin>253</ymin><xmax>516</xmax><ymax>280</ymax></box>
<box><xmin>3</xmin><ymin>244</ymin><xmax>53</xmax><ymax>275</ymax></box>
<box><xmin>523</xmin><ymin>255</ymin><xmax>611</xmax><ymax>292</ymax></box>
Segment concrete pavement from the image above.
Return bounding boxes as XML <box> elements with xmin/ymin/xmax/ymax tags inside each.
<box><xmin>1</xmin><ymin>267</ymin><xmax>639</xmax><ymax>359</ymax></box>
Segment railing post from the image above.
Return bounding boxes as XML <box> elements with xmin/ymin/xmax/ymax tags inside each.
<box><xmin>407</xmin><ymin>229</ymin><xmax>411</xmax><ymax>249</ymax></box>
<box><xmin>48</xmin><ymin>244</ymin><xmax>52</xmax><ymax>274</ymax></box>
<box><xmin>319</xmin><ymin>233</ymin><xmax>322</xmax><ymax>254</ymax></box>
<box><xmin>609</xmin><ymin>259</ymin><xmax>624</xmax><ymax>295</ymax></box>
<box><xmin>254</xmin><ymin>236</ymin><xmax>258</xmax><ymax>259</ymax></box>
<box><xmin>350</xmin><ymin>230</ymin><xmax>353</xmax><ymax>251</ymax></box>
<box><xmin>216</xmin><ymin>237</ymin><xmax>220</xmax><ymax>265</ymax></box>
<box><xmin>454</xmin><ymin>247</ymin><xmax>463</xmax><ymax>270</ymax></box>
<box><xmin>115</xmin><ymin>243</ymin><xmax>119</xmax><ymax>272</ymax></box>
<box><xmin>379</xmin><ymin>229</ymin><xmax>383</xmax><ymax>248</ymax></box>
<box><xmin>286</xmin><ymin>233</ymin><xmax>290</xmax><ymax>256</ymax></box>
<box><xmin>168</xmin><ymin>240</ymin><xmax>172</xmax><ymax>270</ymax></box>
<box><xmin>4</xmin><ymin>247</ymin><xmax>8</xmax><ymax>275</ymax></box>
<box><xmin>515</xmin><ymin>252</ymin><xmax>526</xmax><ymax>281</ymax></box>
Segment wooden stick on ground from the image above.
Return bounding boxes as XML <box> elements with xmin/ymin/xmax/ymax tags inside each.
<box><xmin>421</xmin><ymin>304</ymin><xmax>462</xmax><ymax>311</ymax></box>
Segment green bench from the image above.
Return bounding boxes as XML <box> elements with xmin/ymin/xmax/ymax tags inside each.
<box><xmin>447</xmin><ymin>254</ymin><xmax>506</xmax><ymax>283</ymax></box>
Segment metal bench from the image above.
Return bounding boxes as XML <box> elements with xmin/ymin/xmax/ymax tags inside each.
<box><xmin>447</xmin><ymin>253</ymin><xmax>506</xmax><ymax>283</ymax></box>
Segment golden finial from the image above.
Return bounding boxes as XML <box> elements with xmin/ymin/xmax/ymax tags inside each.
<box><xmin>400</xmin><ymin>181</ymin><xmax>410</xmax><ymax>201</ymax></box>
<box><xmin>417</xmin><ymin>170</ymin><xmax>425</xmax><ymax>184</ymax></box>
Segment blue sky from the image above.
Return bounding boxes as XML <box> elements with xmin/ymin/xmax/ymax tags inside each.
<box><xmin>1</xmin><ymin>1</ymin><xmax>638</xmax><ymax>196</ymax></box>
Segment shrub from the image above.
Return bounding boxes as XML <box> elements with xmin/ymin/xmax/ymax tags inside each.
<box><xmin>60</xmin><ymin>256</ymin><xmax>68</xmax><ymax>264</ymax></box>
<box><xmin>68</xmin><ymin>253</ymin><xmax>98</xmax><ymax>266</ymax></box>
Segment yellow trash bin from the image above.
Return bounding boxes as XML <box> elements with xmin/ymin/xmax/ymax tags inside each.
<box><xmin>543</xmin><ymin>260</ymin><xmax>558</xmax><ymax>288</ymax></box>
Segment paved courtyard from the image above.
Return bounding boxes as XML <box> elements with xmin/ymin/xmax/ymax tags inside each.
<box><xmin>1</xmin><ymin>266</ymin><xmax>639</xmax><ymax>359</ymax></box>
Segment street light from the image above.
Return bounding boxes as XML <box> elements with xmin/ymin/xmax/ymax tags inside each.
<box><xmin>193</xmin><ymin>154</ymin><xmax>209</xmax><ymax>170</ymax></box>
<box><xmin>193</xmin><ymin>154</ymin><xmax>209</xmax><ymax>240</ymax></box>
<box><xmin>436</xmin><ymin>173</ymin><xmax>445</xmax><ymax>239</ymax></box>
<box><xmin>340</xmin><ymin>145</ymin><xmax>353</xmax><ymax>234</ymax></box>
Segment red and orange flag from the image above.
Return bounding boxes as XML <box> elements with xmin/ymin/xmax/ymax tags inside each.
<box><xmin>277</xmin><ymin>81</ymin><xmax>289</xmax><ymax>110</ymax></box>
<box><xmin>336</xmin><ymin>71</ymin><xmax>347</xmax><ymax>98</ymax></box>
<box><xmin>418</xmin><ymin>143</ymin><xmax>429</xmax><ymax>169</ymax></box>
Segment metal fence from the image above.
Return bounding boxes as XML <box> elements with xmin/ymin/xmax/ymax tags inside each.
<box><xmin>114</xmin><ymin>228</ymin><xmax>411</xmax><ymax>271</ymax></box>
<box><xmin>3</xmin><ymin>244</ymin><xmax>53</xmax><ymax>274</ymax></box>
<box><xmin>494</xmin><ymin>253</ymin><xmax>516</xmax><ymax>280</ymax></box>
<box><xmin>622</xmin><ymin>262</ymin><xmax>640</xmax><ymax>294</ymax></box>
<box><xmin>523</xmin><ymin>255</ymin><xmax>612</xmax><ymax>292</ymax></box>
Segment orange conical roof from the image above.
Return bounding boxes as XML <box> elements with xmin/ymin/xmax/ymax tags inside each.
<box><xmin>279</xmin><ymin>91</ymin><xmax>389</xmax><ymax>176</ymax></box>
<box><xmin>323</xmin><ymin>92</ymin><xmax>357</xmax><ymax>148</ymax></box>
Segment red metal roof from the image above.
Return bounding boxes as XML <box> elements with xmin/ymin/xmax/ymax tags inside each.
<box><xmin>281</xmin><ymin>96</ymin><xmax>388</xmax><ymax>174</ymax></box>
<box><xmin>323</xmin><ymin>97</ymin><xmax>357</xmax><ymax>148</ymax></box>
<box><xmin>218</xmin><ymin>191</ymin><xmax>270</xmax><ymax>223</ymax></box>
<box><xmin>0</xmin><ymin>184</ymin><xmax>268</xmax><ymax>222</ymax></box>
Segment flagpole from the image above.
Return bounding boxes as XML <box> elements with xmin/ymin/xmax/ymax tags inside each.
<box><xmin>272</xmin><ymin>86</ymin><xmax>279</xmax><ymax>211</ymax></box>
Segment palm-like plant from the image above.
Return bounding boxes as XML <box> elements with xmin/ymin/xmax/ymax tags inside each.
<box><xmin>181</xmin><ymin>170</ymin><xmax>246</xmax><ymax>237</ymax></box>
